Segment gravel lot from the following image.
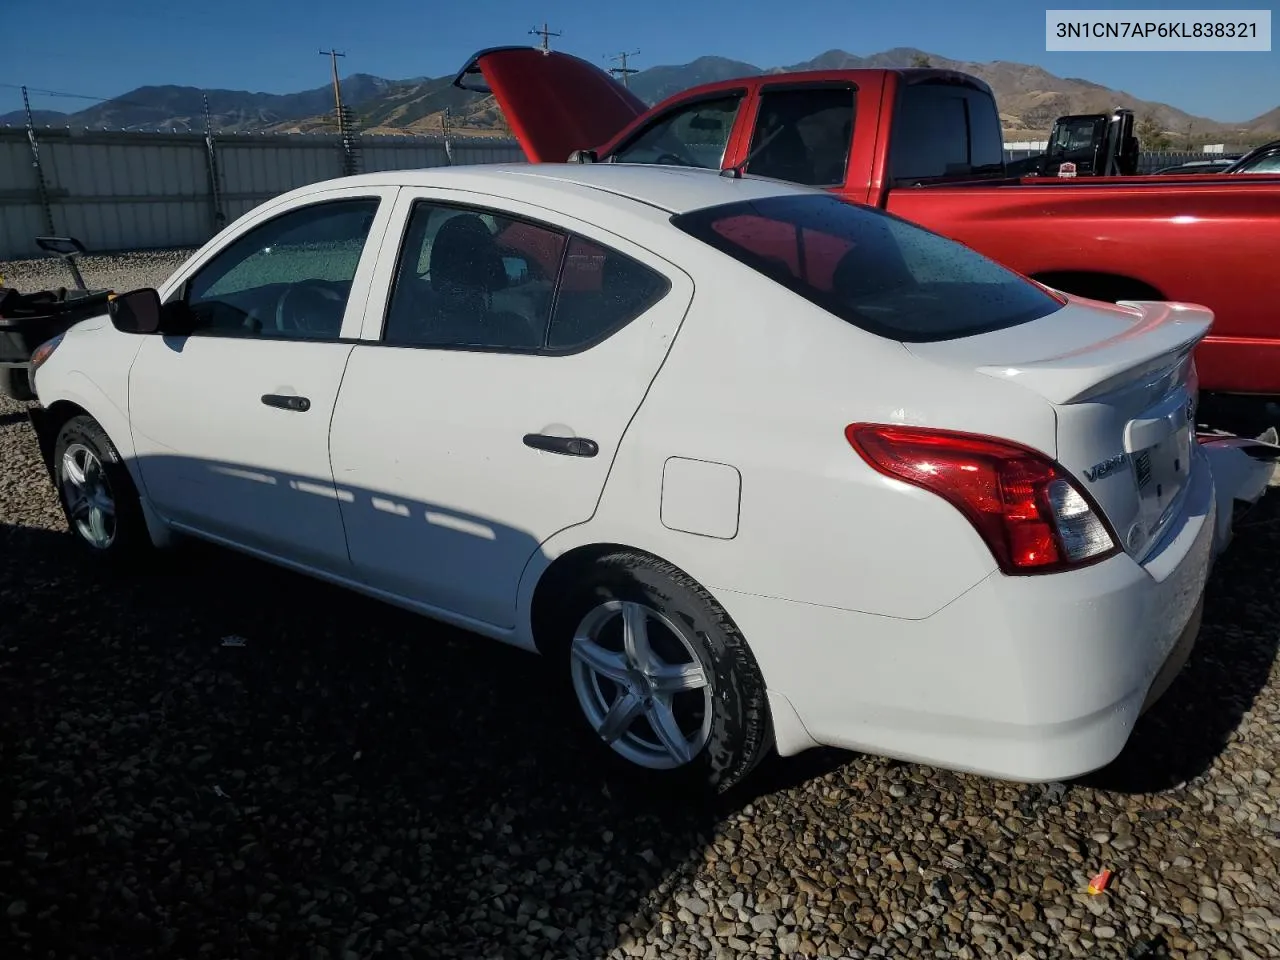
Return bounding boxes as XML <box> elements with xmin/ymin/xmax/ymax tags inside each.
<box><xmin>3</xmin><ymin>254</ymin><xmax>1280</xmax><ymax>960</ymax></box>
<box><xmin>0</xmin><ymin>249</ymin><xmax>196</xmax><ymax>296</ymax></box>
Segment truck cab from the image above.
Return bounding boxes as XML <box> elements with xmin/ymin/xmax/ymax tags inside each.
<box><xmin>1035</xmin><ymin>109</ymin><xmax>1139</xmax><ymax>178</ymax></box>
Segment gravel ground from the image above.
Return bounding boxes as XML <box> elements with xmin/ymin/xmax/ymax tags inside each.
<box><xmin>3</xmin><ymin>257</ymin><xmax>1280</xmax><ymax>960</ymax></box>
<box><xmin>0</xmin><ymin>249</ymin><xmax>196</xmax><ymax>294</ymax></box>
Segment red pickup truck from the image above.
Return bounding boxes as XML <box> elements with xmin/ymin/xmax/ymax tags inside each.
<box><xmin>455</xmin><ymin>47</ymin><xmax>1280</xmax><ymax>430</ymax></box>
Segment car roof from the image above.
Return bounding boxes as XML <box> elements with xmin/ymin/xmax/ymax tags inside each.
<box><xmin>300</xmin><ymin>162</ymin><xmax>819</xmax><ymax>215</ymax></box>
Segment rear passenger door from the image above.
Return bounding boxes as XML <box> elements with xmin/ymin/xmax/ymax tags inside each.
<box><xmin>327</xmin><ymin>191</ymin><xmax>694</xmax><ymax>628</ymax></box>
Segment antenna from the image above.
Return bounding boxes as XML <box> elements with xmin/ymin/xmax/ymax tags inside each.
<box><xmin>607</xmin><ymin>50</ymin><xmax>641</xmax><ymax>88</ymax></box>
<box><xmin>529</xmin><ymin>22</ymin><xmax>562</xmax><ymax>53</ymax></box>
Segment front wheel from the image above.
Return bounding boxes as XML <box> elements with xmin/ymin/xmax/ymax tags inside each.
<box><xmin>52</xmin><ymin>414</ymin><xmax>152</xmax><ymax>562</ymax></box>
<box><xmin>555</xmin><ymin>551</ymin><xmax>774</xmax><ymax>795</ymax></box>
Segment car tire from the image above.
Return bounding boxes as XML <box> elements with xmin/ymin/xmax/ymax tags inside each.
<box><xmin>553</xmin><ymin>551</ymin><xmax>774</xmax><ymax>797</ymax></box>
<box><xmin>52</xmin><ymin>414</ymin><xmax>152</xmax><ymax>563</ymax></box>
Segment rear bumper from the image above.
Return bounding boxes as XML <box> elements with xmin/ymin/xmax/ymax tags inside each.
<box><xmin>722</xmin><ymin>448</ymin><xmax>1219</xmax><ymax>782</ymax></box>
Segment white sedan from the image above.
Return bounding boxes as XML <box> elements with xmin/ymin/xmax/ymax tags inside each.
<box><xmin>24</xmin><ymin>162</ymin><xmax>1275</xmax><ymax>793</ymax></box>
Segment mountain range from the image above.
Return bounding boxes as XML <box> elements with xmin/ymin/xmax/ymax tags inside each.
<box><xmin>4</xmin><ymin>47</ymin><xmax>1277</xmax><ymax>142</ymax></box>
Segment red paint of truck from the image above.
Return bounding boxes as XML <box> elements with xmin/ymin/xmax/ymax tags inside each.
<box><xmin>456</xmin><ymin>48</ymin><xmax>1280</xmax><ymax>404</ymax></box>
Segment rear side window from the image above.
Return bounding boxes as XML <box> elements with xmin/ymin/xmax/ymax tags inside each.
<box><xmin>745</xmin><ymin>86</ymin><xmax>856</xmax><ymax>186</ymax></box>
<box><xmin>670</xmin><ymin>194</ymin><xmax>1064</xmax><ymax>342</ymax></box>
<box><xmin>547</xmin><ymin>237</ymin><xmax>670</xmax><ymax>350</ymax></box>
<box><xmin>889</xmin><ymin>82</ymin><xmax>1005</xmax><ymax>184</ymax></box>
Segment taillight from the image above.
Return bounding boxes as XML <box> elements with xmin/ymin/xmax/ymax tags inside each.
<box><xmin>845</xmin><ymin>424</ymin><xmax>1119</xmax><ymax>575</ymax></box>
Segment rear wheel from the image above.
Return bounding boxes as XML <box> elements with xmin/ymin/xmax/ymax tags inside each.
<box><xmin>52</xmin><ymin>415</ymin><xmax>152</xmax><ymax>563</ymax></box>
<box><xmin>553</xmin><ymin>551</ymin><xmax>773</xmax><ymax>796</ymax></box>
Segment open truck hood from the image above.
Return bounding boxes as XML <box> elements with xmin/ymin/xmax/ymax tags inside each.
<box><xmin>454</xmin><ymin>47</ymin><xmax>648</xmax><ymax>163</ymax></box>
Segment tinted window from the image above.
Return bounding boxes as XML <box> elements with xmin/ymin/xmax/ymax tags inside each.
<box><xmin>611</xmin><ymin>94</ymin><xmax>743</xmax><ymax>169</ymax></box>
<box><xmin>547</xmin><ymin>237</ymin><xmax>670</xmax><ymax>350</ymax></box>
<box><xmin>1238</xmin><ymin>153</ymin><xmax>1280</xmax><ymax>173</ymax></box>
<box><xmin>670</xmin><ymin>194</ymin><xmax>1064</xmax><ymax>342</ymax></box>
<box><xmin>746</xmin><ymin>87</ymin><xmax>856</xmax><ymax>186</ymax></box>
<box><xmin>384</xmin><ymin>202</ymin><xmax>567</xmax><ymax>350</ymax></box>
<box><xmin>890</xmin><ymin>83</ymin><xmax>1006</xmax><ymax>183</ymax></box>
<box><xmin>184</xmin><ymin>198</ymin><xmax>378</xmax><ymax>339</ymax></box>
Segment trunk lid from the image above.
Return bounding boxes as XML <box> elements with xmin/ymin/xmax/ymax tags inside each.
<box><xmin>453</xmin><ymin>47</ymin><xmax>647</xmax><ymax>163</ymax></box>
<box><xmin>906</xmin><ymin>296</ymin><xmax>1211</xmax><ymax>562</ymax></box>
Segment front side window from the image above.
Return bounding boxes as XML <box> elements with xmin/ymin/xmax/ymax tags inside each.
<box><xmin>745</xmin><ymin>86</ymin><xmax>856</xmax><ymax>186</ymax></box>
<box><xmin>383</xmin><ymin>201</ymin><xmax>566</xmax><ymax>350</ymax></box>
<box><xmin>671</xmin><ymin>194</ymin><xmax>1064</xmax><ymax>342</ymax></box>
<box><xmin>184</xmin><ymin>198</ymin><xmax>378</xmax><ymax>339</ymax></box>
<box><xmin>611</xmin><ymin>94</ymin><xmax>743</xmax><ymax>170</ymax></box>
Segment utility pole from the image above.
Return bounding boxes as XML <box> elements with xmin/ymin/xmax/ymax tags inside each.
<box><xmin>529</xmin><ymin>22</ymin><xmax>562</xmax><ymax>53</ymax></box>
<box><xmin>319</xmin><ymin>48</ymin><xmax>360</xmax><ymax>176</ymax></box>
<box><xmin>22</xmin><ymin>85</ymin><xmax>56</xmax><ymax>235</ymax></box>
<box><xmin>319</xmin><ymin>48</ymin><xmax>347</xmax><ymax>131</ymax></box>
<box><xmin>607</xmin><ymin>50</ymin><xmax>641</xmax><ymax>88</ymax></box>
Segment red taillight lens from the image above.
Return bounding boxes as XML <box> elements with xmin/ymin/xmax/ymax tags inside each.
<box><xmin>845</xmin><ymin>423</ymin><xmax>1119</xmax><ymax>575</ymax></box>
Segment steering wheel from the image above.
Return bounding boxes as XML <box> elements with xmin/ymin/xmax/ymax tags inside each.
<box><xmin>274</xmin><ymin>281</ymin><xmax>345</xmax><ymax>336</ymax></box>
<box><xmin>656</xmin><ymin>151</ymin><xmax>695</xmax><ymax>167</ymax></box>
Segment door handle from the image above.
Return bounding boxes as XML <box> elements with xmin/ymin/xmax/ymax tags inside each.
<box><xmin>261</xmin><ymin>393</ymin><xmax>311</xmax><ymax>412</ymax></box>
<box><xmin>523</xmin><ymin>433</ymin><xmax>598</xmax><ymax>458</ymax></box>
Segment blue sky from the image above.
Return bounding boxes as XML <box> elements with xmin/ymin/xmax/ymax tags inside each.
<box><xmin>2</xmin><ymin>0</ymin><xmax>1276</xmax><ymax>122</ymax></box>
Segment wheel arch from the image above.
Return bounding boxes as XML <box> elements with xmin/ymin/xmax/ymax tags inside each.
<box><xmin>35</xmin><ymin>392</ymin><xmax>173</xmax><ymax>549</ymax></box>
<box><xmin>527</xmin><ymin>541</ymin><xmax>646</xmax><ymax>656</ymax></box>
<box><xmin>32</xmin><ymin>398</ymin><xmax>94</xmax><ymax>475</ymax></box>
<box><xmin>1031</xmin><ymin>270</ymin><xmax>1167</xmax><ymax>303</ymax></box>
<box><xmin>525</xmin><ymin>537</ymin><xmax>732</xmax><ymax>658</ymax></box>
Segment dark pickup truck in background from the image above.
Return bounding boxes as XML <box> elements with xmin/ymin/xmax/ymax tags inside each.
<box><xmin>456</xmin><ymin>47</ymin><xmax>1280</xmax><ymax>431</ymax></box>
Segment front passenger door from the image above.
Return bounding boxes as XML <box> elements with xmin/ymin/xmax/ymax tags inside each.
<box><xmin>128</xmin><ymin>187</ymin><xmax>396</xmax><ymax>572</ymax></box>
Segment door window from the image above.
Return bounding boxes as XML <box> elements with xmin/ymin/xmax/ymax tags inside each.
<box><xmin>889</xmin><ymin>82</ymin><xmax>1006</xmax><ymax>184</ymax></box>
<box><xmin>745</xmin><ymin>86</ymin><xmax>857</xmax><ymax>186</ymax></box>
<box><xmin>1236</xmin><ymin>153</ymin><xmax>1280</xmax><ymax>173</ymax></box>
<box><xmin>382</xmin><ymin>200</ymin><xmax>672</xmax><ymax>353</ymax></box>
<box><xmin>383</xmin><ymin>202</ymin><xmax>567</xmax><ymax>350</ymax></box>
<box><xmin>610</xmin><ymin>94</ymin><xmax>744</xmax><ymax>169</ymax></box>
<box><xmin>183</xmin><ymin>198</ymin><xmax>379</xmax><ymax>340</ymax></box>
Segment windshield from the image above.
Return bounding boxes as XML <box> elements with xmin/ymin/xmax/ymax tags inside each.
<box><xmin>670</xmin><ymin>194</ymin><xmax>1066</xmax><ymax>342</ymax></box>
<box><xmin>1049</xmin><ymin>118</ymin><xmax>1103</xmax><ymax>155</ymax></box>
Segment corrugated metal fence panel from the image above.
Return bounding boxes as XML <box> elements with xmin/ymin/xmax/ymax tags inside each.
<box><xmin>359</xmin><ymin>137</ymin><xmax>523</xmax><ymax>172</ymax></box>
<box><xmin>451</xmin><ymin>139</ymin><xmax>526</xmax><ymax>165</ymax></box>
<box><xmin>362</xmin><ymin>140</ymin><xmax>448</xmax><ymax>172</ymax></box>
<box><xmin>45</xmin><ymin>134</ymin><xmax>210</xmax><ymax>252</ymax></box>
<box><xmin>0</xmin><ymin>135</ymin><xmax>47</xmax><ymax>258</ymax></box>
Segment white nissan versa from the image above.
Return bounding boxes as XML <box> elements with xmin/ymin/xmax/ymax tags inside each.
<box><xmin>23</xmin><ymin>163</ymin><xmax>1277</xmax><ymax>793</ymax></box>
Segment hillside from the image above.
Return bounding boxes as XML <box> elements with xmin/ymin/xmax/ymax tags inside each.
<box><xmin>5</xmin><ymin>48</ymin><xmax>1278</xmax><ymax>141</ymax></box>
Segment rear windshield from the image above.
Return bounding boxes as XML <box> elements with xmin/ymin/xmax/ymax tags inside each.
<box><xmin>669</xmin><ymin>194</ymin><xmax>1064</xmax><ymax>342</ymax></box>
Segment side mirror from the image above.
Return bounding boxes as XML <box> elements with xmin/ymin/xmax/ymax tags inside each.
<box><xmin>567</xmin><ymin>149</ymin><xmax>597</xmax><ymax>164</ymax></box>
<box><xmin>107</xmin><ymin>287</ymin><xmax>164</xmax><ymax>334</ymax></box>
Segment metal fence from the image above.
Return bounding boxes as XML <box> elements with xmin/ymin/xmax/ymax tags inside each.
<box><xmin>0</xmin><ymin>127</ymin><xmax>524</xmax><ymax>260</ymax></box>
<box><xmin>0</xmin><ymin>129</ymin><xmax>1251</xmax><ymax>260</ymax></box>
<box><xmin>1001</xmin><ymin>148</ymin><xmax>1231</xmax><ymax>174</ymax></box>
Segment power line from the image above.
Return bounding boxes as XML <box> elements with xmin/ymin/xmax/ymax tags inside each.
<box><xmin>529</xmin><ymin>22</ymin><xmax>562</xmax><ymax>53</ymax></box>
<box><xmin>0</xmin><ymin>82</ymin><xmax>149</xmax><ymax>109</ymax></box>
<box><xmin>607</xmin><ymin>50</ymin><xmax>641</xmax><ymax>88</ymax></box>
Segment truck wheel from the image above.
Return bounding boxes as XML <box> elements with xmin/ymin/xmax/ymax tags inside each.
<box><xmin>553</xmin><ymin>551</ymin><xmax>774</xmax><ymax>797</ymax></box>
<box><xmin>52</xmin><ymin>414</ymin><xmax>151</xmax><ymax>562</ymax></box>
